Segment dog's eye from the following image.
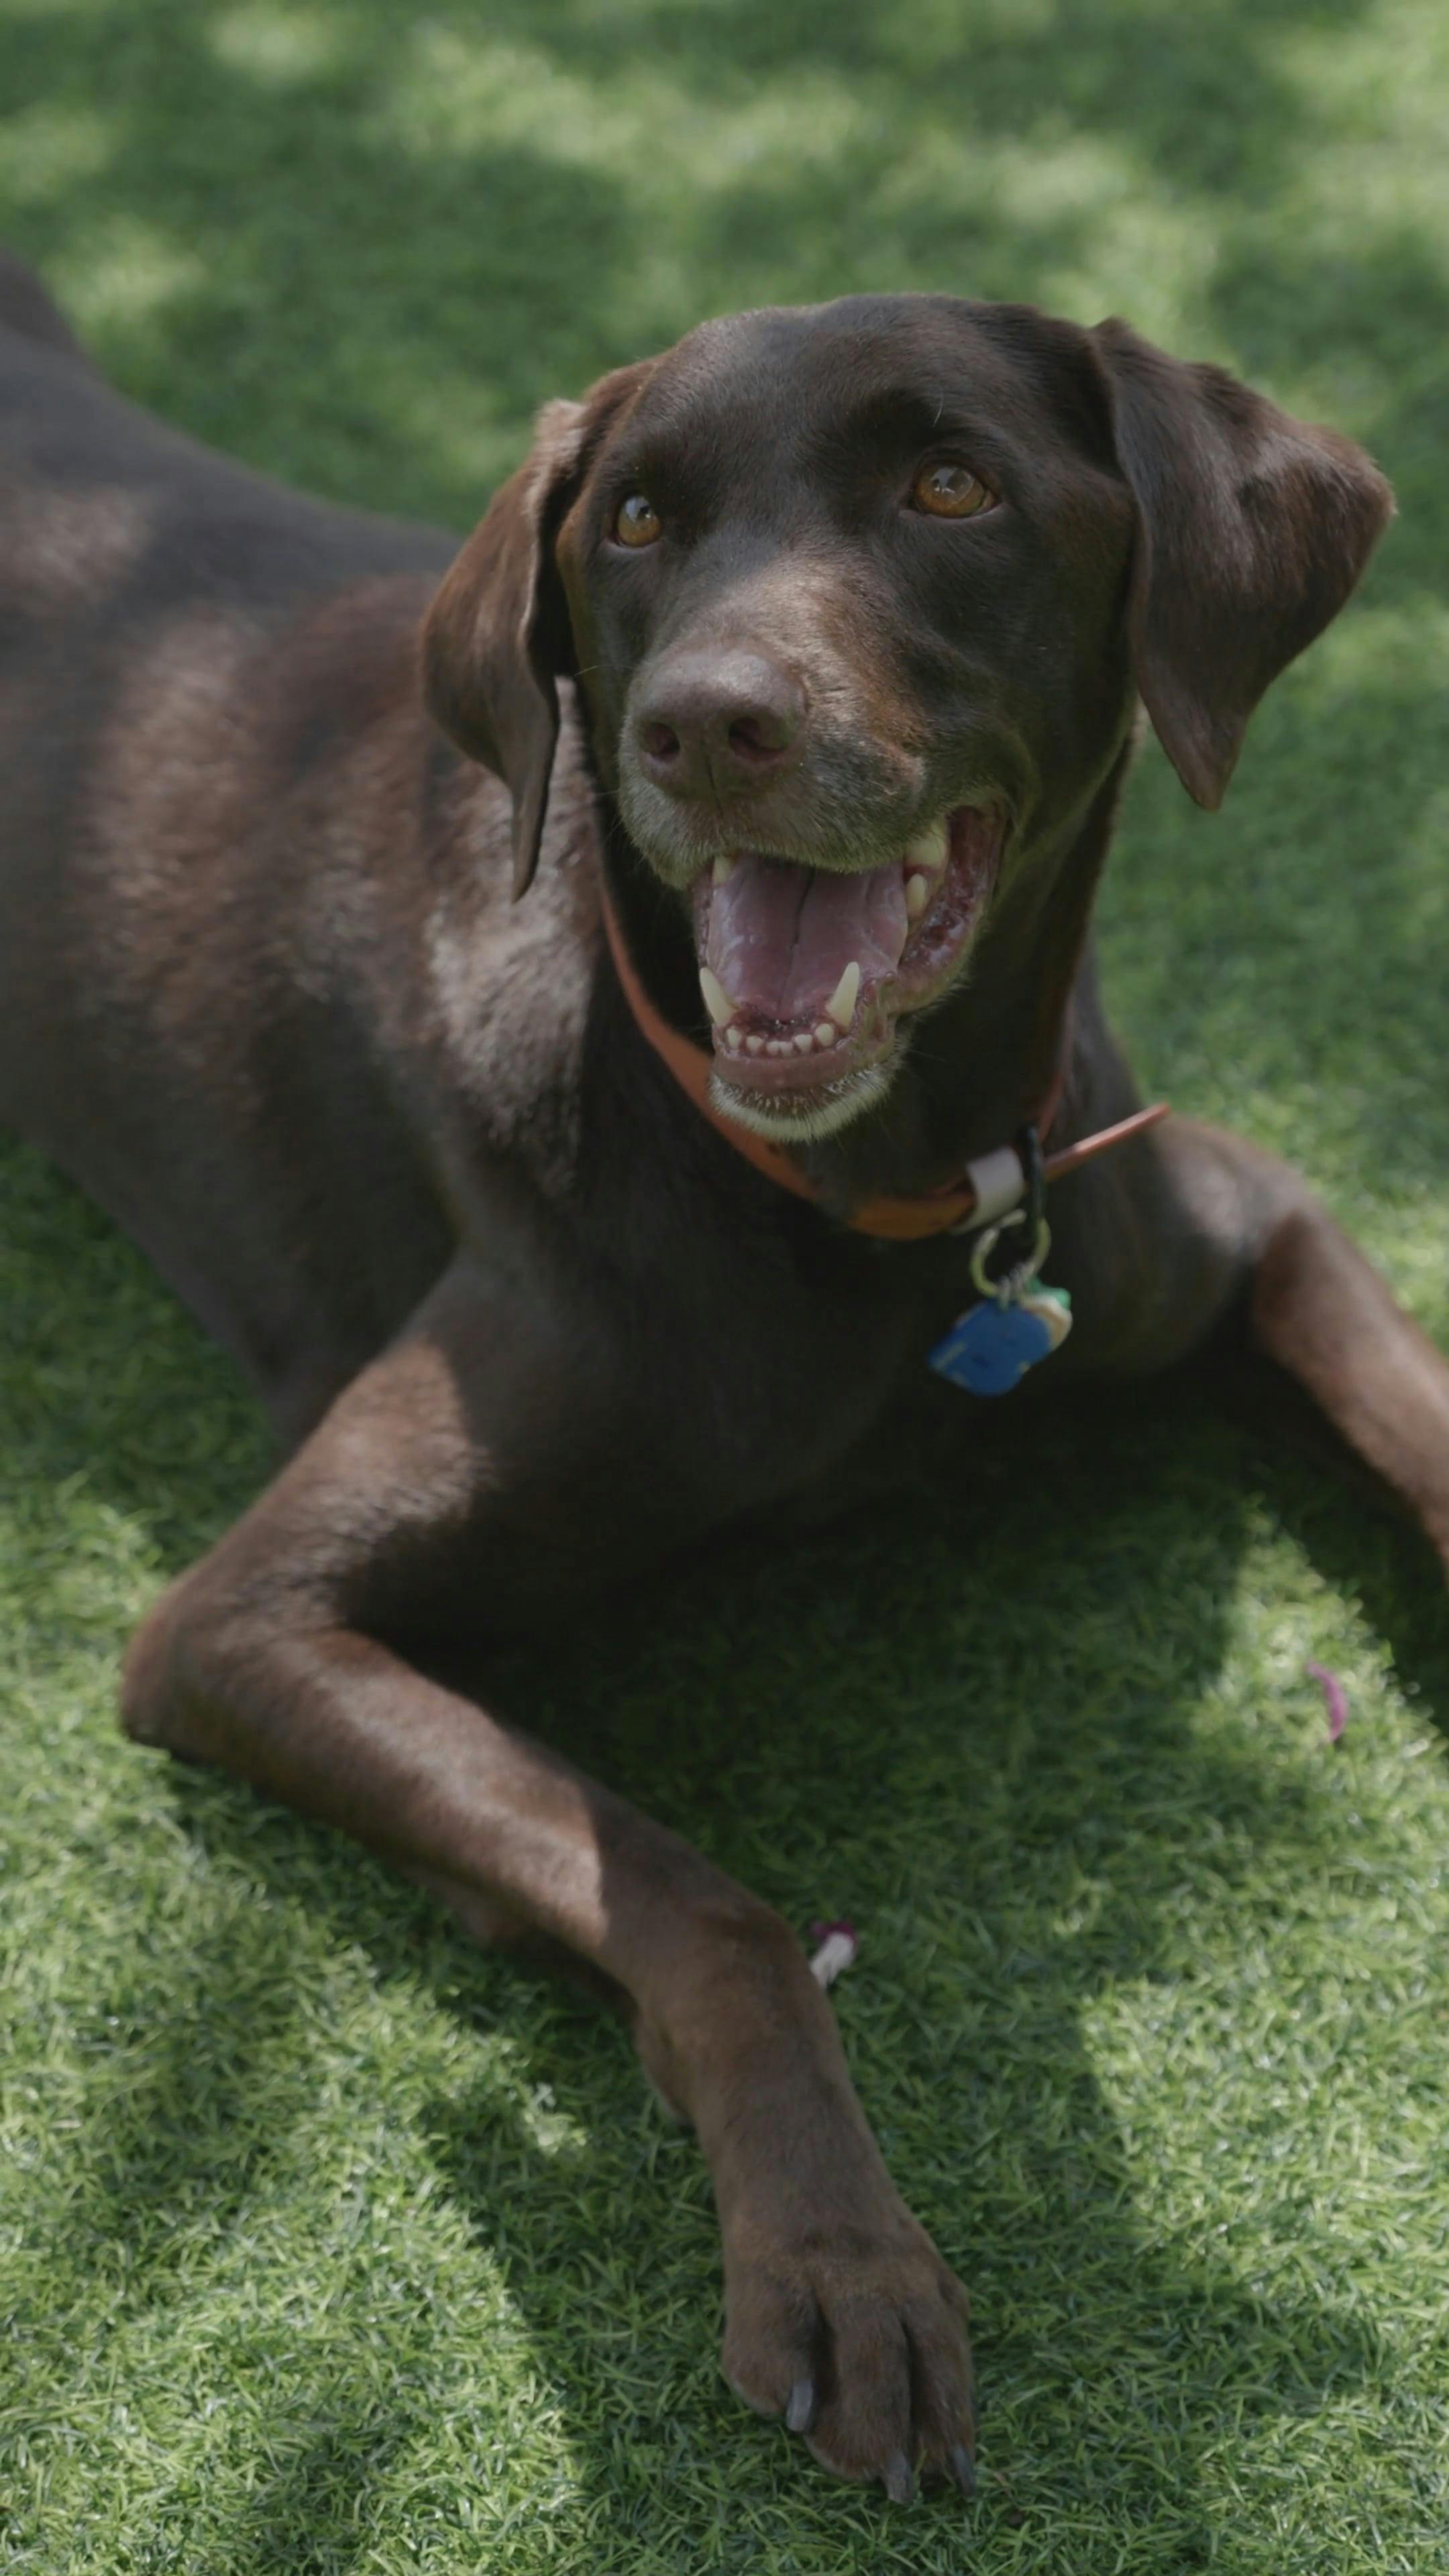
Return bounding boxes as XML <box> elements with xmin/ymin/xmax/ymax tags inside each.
<box><xmin>613</xmin><ymin>493</ymin><xmax>663</xmax><ymax>547</ymax></box>
<box><xmin>910</xmin><ymin>462</ymin><xmax>997</xmax><ymax>519</ymax></box>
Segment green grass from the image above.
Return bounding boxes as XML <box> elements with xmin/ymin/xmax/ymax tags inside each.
<box><xmin>3</xmin><ymin>1</ymin><xmax>1449</xmax><ymax>2567</ymax></box>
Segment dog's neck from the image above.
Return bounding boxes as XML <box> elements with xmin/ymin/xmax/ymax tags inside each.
<box><xmin>594</xmin><ymin>737</ymin><xmax>1137</xmax><ymax>1212</ymax></box>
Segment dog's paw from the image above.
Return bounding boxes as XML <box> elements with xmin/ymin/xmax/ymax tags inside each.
<box><xmin>720</xmin><ymin>2186</ymin><xmax>975</xmax><ymax>2501</ymax></box>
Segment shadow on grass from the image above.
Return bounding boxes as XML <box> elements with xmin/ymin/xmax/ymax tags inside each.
<box><xmin>414</xmin><ymin>1416</ymin><xmax>1421</xmax><ymax>2552</ymax></box>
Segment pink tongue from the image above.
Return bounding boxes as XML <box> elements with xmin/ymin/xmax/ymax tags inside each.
<box><xmin>705</xmin><ymin>855</ymin><xmax>909</xmax><ymax>1024</ymax></box>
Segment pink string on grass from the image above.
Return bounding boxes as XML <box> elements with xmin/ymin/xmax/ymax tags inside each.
<box><xmin>1306</xmin><ymin>1660</ymin><xmax>1348</xmax><ymax>1743</ymax></box>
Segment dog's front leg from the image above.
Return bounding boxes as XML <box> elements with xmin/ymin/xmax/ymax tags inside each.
<box><xmin>1248</xmin><ymin>1196</ymin><xmax>1449</xmax><ymax>1572</ymax></box>
<box><xmin>1134</xmin><ymin>1119</ymin><xmax>1449</xmax><ymax>1572</ymax></box>
<box><xmin>120</xmin><ymin>1256</ymin><xmax>974</xmax><ymax>2501</ymax></box>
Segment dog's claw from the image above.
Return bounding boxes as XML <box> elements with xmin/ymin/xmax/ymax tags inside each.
<box><xmin>883</xmin><ymin>2449</ymin><xmax>916</xmax><ymax>2506</ymax></box>
<box><xmin>951</xmin><ymin>2441</ymin><xmax>977</xmax><ymax>2498</ymax></box>
<box><xmin>786</xmin><ymin>2377</ymin><xmax>816</xmax><ymax>2434</ymax></box>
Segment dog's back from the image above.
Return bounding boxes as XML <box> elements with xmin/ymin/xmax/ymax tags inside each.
<box><xmin>0</xmin><ymin>260</ymin><xmax>482</xmax><ymax>1423</ymax></box>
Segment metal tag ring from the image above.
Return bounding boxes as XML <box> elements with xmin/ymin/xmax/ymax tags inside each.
<box><xmin>969</xmin><ymin>1213</ymin><xmax>1052</xmax><ymax>1301</ymax></box>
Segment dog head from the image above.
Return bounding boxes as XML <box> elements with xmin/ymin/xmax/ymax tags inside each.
<box><xmin>424</xmin><ymin>297</ymin><xmax>1391</xmax><ymax>1142</ymax></box>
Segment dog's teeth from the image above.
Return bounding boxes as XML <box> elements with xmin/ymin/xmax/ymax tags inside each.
<box><xmin>712</xmin><ymin>853</ymin><xmax>738</xmax><ymax>884</ymax></box>
<box><xmin>824</xmin><ymin>961</ymin><xmax>861</xmax><ymax>1031</ymax></box>
<box><xmin>907</xmin><ymin>818</ymin><xmax>949</xmax><ymax>876</ymax></box>
<box><xmin>724</xmin><ymin>1024</ymin><xmax>743</xmax><ymax>1051</ymax></box>
<box><xmin>793</xmin><ymin>1031</ymin><xmax>815</xmax><ymax>1053</ymax></box>
<box><xmin>767</xmin><ymin>1037</ymin><xmax>793</xmax><ymax>1056</ymax></box>
<box><xmin>745</xmin><ymin>1033</ymin><xmax>765</xmax><ymax>1055</ymax></box>
<box><xmin>814</xmin><ymin>1021</ymin><xmax>837</xmax><ymax>1046</ymax></box>
<box><xmin>698</xmin><ymin>967</ymin><xmax>735</xmax><ymax>1029</ymax></box>
<box><xmin>905</xmin><ymin>871</ymin><xmax>930</xmax><ymax>920</ymax></box>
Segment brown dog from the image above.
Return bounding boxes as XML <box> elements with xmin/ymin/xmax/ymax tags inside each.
<box><xmin>3</xmin><ymin>251</ymin><xmax>1446</xmax><ymax>2504</ymax></box>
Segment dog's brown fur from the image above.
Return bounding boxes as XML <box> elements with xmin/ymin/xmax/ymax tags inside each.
<box><xmin>3</xmin><ymin>253</ymin><xmax>1446</xmax><ymax>2503</ymax></box>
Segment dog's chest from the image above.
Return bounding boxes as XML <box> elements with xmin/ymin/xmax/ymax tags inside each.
<box><xmin>609</xmin><ymin>1201</ymin><xmax>989</xmax><ymax>1517</ymax></box>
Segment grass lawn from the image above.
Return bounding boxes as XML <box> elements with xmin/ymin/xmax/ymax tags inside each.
<box><xmin>3</xmin><ymin>1</ymin><xmax>1449</xmax><ymax>2568</ymax></box>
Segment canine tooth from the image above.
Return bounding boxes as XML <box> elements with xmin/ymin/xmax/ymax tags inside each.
<box><xmin>824</xmin><ymin>961</ymin><xmax>861</xmax><ymax>1030</ymax></box>
<box><xmin>712</xmin><ymin>853</ymin><xmax>738</xmax><ymax>884</ymax></box>
<box><xmin>814</xmin><ymin>1021</ymin><xmax>837</xmax><ymax>1046</ymax></box>
<box><xmin>907</xmin><ymin>818</ymin><xmax>949</xmax><ymax>876</ymax></box>
<box><xmin>746</xmin><ymin>1033</ymin><xmax>765</xmax><ymax>1055</ymax></box>
<box><xmin>793</xmin><ymin>1031</ymin><xmax>815</xmax><ymax>1053</ymax></box>
<box><xmin>724</xmin><ymin>1024</ymin><xmax>743</xmax><ymax>1051</ymax></box>
<box><xmin>905</xmin><ymin>871</ymin><xmax>930</xmax><ymax>919</ymax></box>
<box><xmin>699</xmin><ymin>967</ymin><xmax>734</xmax><ymax>1028</ymax></box>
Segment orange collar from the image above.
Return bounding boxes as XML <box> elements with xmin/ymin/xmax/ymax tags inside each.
<box><xmin>600</xmin><ymin>879</ymin><xmax>1169</xmax><ymax>1242</ymax></box>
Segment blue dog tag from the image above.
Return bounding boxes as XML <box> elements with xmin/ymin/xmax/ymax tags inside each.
<box><xmin>929</xmin><ymin>1283</ymin><xmax>1073</xmax><ymax>1398</ymax></box>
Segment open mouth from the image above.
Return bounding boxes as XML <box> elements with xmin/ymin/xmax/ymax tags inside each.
<box><xmin>690</xmin><ymin>806</ymin><xmax>1003</xmax><ymax>1132</ymax></box>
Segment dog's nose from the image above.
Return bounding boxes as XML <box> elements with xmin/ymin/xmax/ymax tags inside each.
<box><xmin>633</xmin><ymin>651</ymin><xmax>806</xmax><ymax>798</ymax></box>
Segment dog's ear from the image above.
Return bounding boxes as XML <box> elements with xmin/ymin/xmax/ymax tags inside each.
<box><xmin>423</xmin><ymin>364</ymin><xmax>651</xmax><ymax>896</ymax></box>
<box><xmin>1088</xmin><ymin>319</ymin><xmax>1393</xmax><ymax>808</ymax></box>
